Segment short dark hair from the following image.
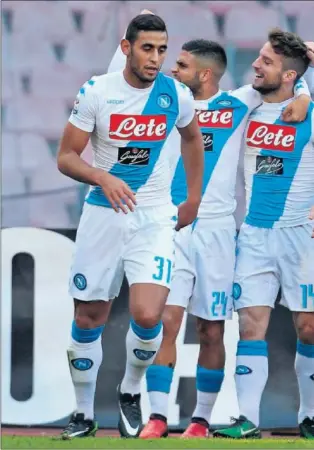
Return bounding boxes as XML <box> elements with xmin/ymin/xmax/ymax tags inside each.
<box><xmin>268</xmin><ymin>28</ymin><xmax>310</xmax><ymax>79</ymax></box>
<box><xmin>125</xmin><ymin>14</ymin><xmax>167</xmax><ymax>44</ymax></box>
<box><xmin>182</xmin><ymin>39</ymin><xmax>227</xmax><ymax>77</ymax></box>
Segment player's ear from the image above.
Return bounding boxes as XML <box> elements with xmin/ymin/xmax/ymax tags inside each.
<box><xmin>200</xmin><ymin>68</ymin><xmax>211</xmax><ymax>83</ymax></box>
<box><xmin>121</xmin><ymin>39</ymin><xmax>131</xmax><ymax>57</ymax></box>
<box><xmin>283</xmin><ymin>69</ymin><xmax>297</xmax><ymax>84</ymax></box>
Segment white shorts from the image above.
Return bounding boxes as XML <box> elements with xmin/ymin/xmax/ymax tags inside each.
<box><xmin>167</xmin><ymin>217</ymin><xmax>236</xmax><ymax>320</ymax></box>
<box><xmin>234</xmin><ymin>223</ymin><xmax>314</xmax><ymax>312</ymax></box>
<box><xmin>69</xmin><ymin>203</ymin><xmax>176</xmax><ymax>301</ymax></box>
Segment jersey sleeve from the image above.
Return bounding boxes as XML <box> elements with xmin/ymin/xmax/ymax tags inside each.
<box><xmin>294</xmin><ymin>76</ymin><xmax>311</xmax><ymax>98</ymax></box>
<box><xmin>175</xmin><ymin>82</ymin><xmax>196</xmax><ymax>128</ymax></box>
<box><xmin>231</xmin><ymin>84</ymin><xmax>262</xmax><ymax>112</ymax></box>
<box><xmin>107</xmin><ymin>38</ymin><xmax>126</xmax><ymax>73</ymax></box>
<box><xmin>303</xmin><ymin>66</ymin><xmax>314</xmax><ymax>97</ymax></box>
<box><xmin>68</xmin><ymin>78</ymin><xmax>98</xmax><ymax>132</ymax></box>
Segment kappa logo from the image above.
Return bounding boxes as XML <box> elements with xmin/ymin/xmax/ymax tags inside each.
<box><xmin>133</xmin><ymin>349</ymin><xmax>156</xmax><ymax>361</ymax></box>
<box><xmin>157</xmin><ymin>94</ymin><xmax>172</xmax><ymax>109</ymax></box>
<box><xmin>107</xmin><ymin>99</ymin><xmax>125</xmax><ymax>105</ymax></box>
<box><xmin>216</xmin><ymin>99</ymin><xmax>232</xmax><ymax>106</ymax></box>
<box><xmin>72</xmin><ymin>98</ymin><xmax>79</xmax><ymax>115</ymax></box>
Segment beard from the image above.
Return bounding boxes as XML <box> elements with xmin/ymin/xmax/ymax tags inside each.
<box><xmin>252</xmin><ymin>74</ymin><xmax>282</xmax><ymax>96</ymax></box>
<box><xmin>185</xmin><ymin>74</ymin><xmax>202</xmax><ymax>96</ymax></box>
<box><xmin>129</xmin><ymin>50</ymin><xmax>160</xmax><ymax>84</ymax></box>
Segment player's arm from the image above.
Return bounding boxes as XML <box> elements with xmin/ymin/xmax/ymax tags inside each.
<box><xmin>304</xmin><ymin>41</ymin><xmax>314</xmax><ymax>94</ymax></box>
<box><xmin>175</xmin><ymin>86</ymin><xmax>204</xmax><ymax>230</ymax></box>
<box><xmin>57</xmin><ymin>83</ymin><xmax>136</xmax><ymax>213</ymax></box>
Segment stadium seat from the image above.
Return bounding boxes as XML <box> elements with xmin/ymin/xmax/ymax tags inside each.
<box><xmin>296</xmin><ymin>9</ymin><xmax>314</xmax><ymax>42</ymax></box>
<box><xmin>220</xmin><ymin>70</ymin><xmax>236</xmax><ymax>91</ymax></box>
<box><xmin>242</xmin><ymin>67</ymin><xmax>256</xmax><ymax>86</ymax></box>
<box><xmin>2</xmin><ymin>70</ymin><xmax>14</xmax><ymax>101</ymax></box>
<box><xmin>18</xmin><ymin>133</ymin><xmax>56</xmax><ymax>174</ymax></box>
<box><xmin>30</xmin><ymin>66</ymin><xmax>90</xmax><ymax>102</ymax></box>
<box><xmin>276</xmin><ymin>1</ymin><xmax>314</xmax><ymax>16</ymax></box>
<box><xmin>2</xmin><ymin>168</ymin><xmax>26</xmax><ymax>196</ymax></box>
<box><xmin>80</xmin><ymin>5</ymin><xmax>114</xmax><ymax>41</ymax></box>
<box><xmin>195</xmin><ymin>1</ymin><xmax>250</xmax><ymax>15</ymax></box>
<box><xmin>65</xmin><ymin>36</ymin><xmax>115</xmax><ymax>73</ymax></box>
<box><xmin>224</xmin><ymin>4</ymin><xmax>288</xmax><ymax>48</ymax></box>
<box><xmin>5</xmin><ymin>97</ymin><xmax>68</xmax><ymax>137</ymax></box>
<box><xmin>2</xmin><ymin>132</ymin><xmax>19</xmax><ymax>169</ymax></box>
<box><xmin>7</xmin><ymin>35</ymin><xmax>56</xmax><ymax>70</ymax></box>
<box><xmin>66</xmin><ymin>0</ymin><xmax>110</xmax><ymax>13</ymax></box>
<box><xmin>12</xmin><ymin>4</ymin><xmax>75</xmax><ymax>40</ymax></box>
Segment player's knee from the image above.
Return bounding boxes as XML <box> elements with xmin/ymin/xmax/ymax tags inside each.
<box><xmin>74</xmin><ymin>300</ymin><xmax>109</xmax><ymax>329</ymax></box>
<box><xmin>238</xmin><ymin>310</ymin><xmax>266</xmax><ymax>341</ymax></box>
<box><xmin>197</xmin><ymin>319</ymin><xmax>224</xmax><ymax>347</ymax></box>
<box><xmin>132</xmin><ymin>311</ymin><xmax>161</xmax><ymax>330</ymax></box>
<box><xmin>296</xmin><ymin>320</ymin><xmax>314</xmax><ymax>344</ymax></box>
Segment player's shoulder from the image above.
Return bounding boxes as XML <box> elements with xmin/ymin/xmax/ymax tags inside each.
<box><xmin>157</xmin><ymin>73</ymin><xmax>193</xmax><ymax>99</ymax></box>
<box><xmin>80</xmin><ymin>72</ymin><xmax>122</xmax><ymax>96</ymax></box>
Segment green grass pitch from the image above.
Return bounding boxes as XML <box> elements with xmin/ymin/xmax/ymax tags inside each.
<box><xmin>2</xmin><ymin>436</ymin><xmax>313</xmax><ymax>449</ymax></box>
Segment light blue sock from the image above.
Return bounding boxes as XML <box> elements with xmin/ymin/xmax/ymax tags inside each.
<box><xmin>146</xmin><ymin>364</ymin><xmax>174</xmax><ymax>419</ymax></box>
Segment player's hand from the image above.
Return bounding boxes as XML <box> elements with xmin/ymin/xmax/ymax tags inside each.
<box><xmin>305</xmin><ymin>42</ymin><xmax>314</xmax><ymax>67</ymax></box>
<box><xmin>309</xmin><ymin>206</ymin><xmax>314</xmax><ymax>238</ymax></box>
<box><xmin>97</xmin><ymin>172</ymin><xmax>137</xmax><ymax>214</ymax></box>
<box><xmin>140</xmin><ymin>9</ymin><xmax>154</xmax><ymax>15</ymax></box>
<box><xmin>175</xmin><ymin>199</ymin><xmax>200</xmax><ymax>231</ymax></box>
<box><xmin>281</xmin><ymin>94</ymin><xmax>310</xmax><ymax>123</ymax></box>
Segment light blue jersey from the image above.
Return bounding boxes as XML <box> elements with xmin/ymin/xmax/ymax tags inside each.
<box><xmin>244</xmin><ymin>100</ymin><xmax>314</xmax><ymax>228</ymax></box>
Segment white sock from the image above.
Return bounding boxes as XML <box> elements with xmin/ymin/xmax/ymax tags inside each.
<box><xmin>295</xmin><ymin>341</ymin><xmax>314</xmax><ymax>423</ymax></box>
<box><xmin>235</xmin><ymin>340</ymin><xmax>268</xmax><ymax>427</ymax></box>
<box><xmin>120</xmin><ymin>320</ymin><xmax>163</xmax><ymax>395</ymax></box>
<box><xmin>192</xmin><ymin>366</ymin><xmax>224</xmax><ymax>425</ymax></box>
<box><xmin>146</xmin><ymin>364</ymin><xmax>174</xmax><ymax>419</ymax></box>
<box><xmin>67</xmin><ymin>330</ymin><xmax>103</xmax><ymax>420</ymax></box>
<box><xmin>193</xmin><ymin>391</ymin><xmax>218</xmax><ymax>424</ymax></box>
<box><xmin>149</xmin><ymin>391</ymin><xmax>170</xmax><ymax>418</ymax></box>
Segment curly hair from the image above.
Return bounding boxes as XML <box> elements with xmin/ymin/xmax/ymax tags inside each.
<box><xmin>268</xmin><ymin>28</ymin><xmax>310</xmax><ymax>79</ymax></box>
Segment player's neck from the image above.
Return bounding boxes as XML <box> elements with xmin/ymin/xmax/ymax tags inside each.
<box><xmin>123</xmin><ymin>68</ymin><xmax>154</xmax><ymax>89</ymax></box>
<box><xmin>262</xmin><ymin>85</ymin><xmax>294</xmax><ymax>104</ymax></box>
<box><xmin>194</xmin><ymin>84</ymin><xmax>219</xmax><ymax>101</ymax></box>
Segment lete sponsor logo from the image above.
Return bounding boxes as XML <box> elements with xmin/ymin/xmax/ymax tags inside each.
<box><xmin>246</xmin><ymin>121</ymin><xmax>296</xmax><ymax>151</ymax></box>
<box><xmin>196</xmin><ymin>109</ymin><xmax>233</xmax><ymax>128</ymax></box>
<box><xmin>109</xmin><ymin>114</ymin><xmax>167</xmax><ymax>141</ymax></box>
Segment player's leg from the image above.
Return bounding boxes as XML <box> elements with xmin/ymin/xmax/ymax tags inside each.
<box><xmin>118</xmin><ymin>206</ymin><xmax>177</xmax><ymax>438</ymax></box>
<box><xmin>213</xmin><ymin>225</ymin><xmax>279</xmax><ymax>439</ymax></box>
<box><xmin>61</xmin><ymin>204</ymin><xmax>125</xmax><ymax>439</ymax></box>
<box><xmin>280</xmin><ymin>224</ymin><xmax>314</xmax><ymax>439</ymax></box>
<box><xmin>140</xmin><ymin>227</ymin><xmax>194</xmax><ymax>438</ymax></box>
<box><xmin>139</xmin><ymin>305</ymin><xmax>185</xmax><ymax>438</ymax></box>
<box><xmin>293</xmin><ymin>312</ymin><xmax>314</xmax><ymax>439</ymax></box>
<box><xmin>181</xmin><ymin>223</ymin><xmax>234</xmax><ymax>438</ymax></box>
